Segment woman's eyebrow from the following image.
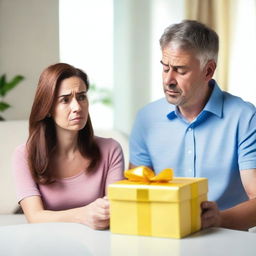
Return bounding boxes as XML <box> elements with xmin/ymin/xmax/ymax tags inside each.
<box><xmin>58</xmin><ymin>91</ymin><xmax>87</xmax><ymax>98</ymax></box>
<box><xmin>57</xmin><ymin>93</ymin><xmax>71</xmax><ymax>98</ymax></box>
<box><xmin>76</xmin><ymin>91</ymin><xmax>87</xmax><ymax>95</ymax></box>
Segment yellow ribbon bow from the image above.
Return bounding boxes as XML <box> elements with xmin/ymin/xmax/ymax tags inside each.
<box><xmin>124</xmin><ymin>166</ymin><xmax>174</xmax><ymax>182</ymax></box>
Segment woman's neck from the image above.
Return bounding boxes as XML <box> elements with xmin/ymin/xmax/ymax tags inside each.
<box><xmin>55</xmin><ymin>129</ymin><xmax>79</xmax><ymax>157</ymax></box>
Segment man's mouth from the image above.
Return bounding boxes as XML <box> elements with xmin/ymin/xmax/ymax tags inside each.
<box><xmin>164</xmin><ymin>89</ymin><xmax>180</xmax><ymax>95</ymax></box>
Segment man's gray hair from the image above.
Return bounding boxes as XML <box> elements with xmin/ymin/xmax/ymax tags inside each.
<box><xmin>160</xmin><ymin>20</ymin><xmax>219</xmax><ymax>68</ymax></box>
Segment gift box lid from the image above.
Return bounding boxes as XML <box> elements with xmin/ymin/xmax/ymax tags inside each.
<box><xmin>108</xmin><ymin>177</ymin><xmax>208</xmax><ymax>202</ymax></box>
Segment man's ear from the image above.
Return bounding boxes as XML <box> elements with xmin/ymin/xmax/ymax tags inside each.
<box><xmin>204</xmin><ymin>60</ymin><xmax>216</xmax><ymax>81</ymax></box>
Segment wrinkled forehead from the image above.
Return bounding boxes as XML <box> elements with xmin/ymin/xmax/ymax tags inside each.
<box><xmin>57</xmin><ymin>76</ymin><xmax>87</xmax><ymax>95</ymax></box>
<box><xmin>161</xmin><ymin>43</ymin><xmax>199</xmax><ymax>65</ymax></box>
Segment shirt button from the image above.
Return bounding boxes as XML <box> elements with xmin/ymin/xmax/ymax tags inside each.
<box><xmin>188</xmin><ymin>128</ymin><xmax>192</xmax><ymax>131</ymax></box>
<box><xmin>188</xmin><ymin>150</ymin><xmax>192</xmax><ymax>154</ymax></box>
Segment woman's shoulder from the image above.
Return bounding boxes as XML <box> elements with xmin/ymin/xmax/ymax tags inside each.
<box><xmin>93</xmin><ymin>136</ymin><xmax>124</xmax><ymax>167</ymax></box>
<box><xmin>12</xmin><ymin>144</ymin><xmax>28</xmax><ymax>162</ymax></box>
<box><xmin>94</xmin><ymin>136</ymin><xmax>121</xmax><ymax>150</ymax></box>
<box><xmin>13</xmin><ymin>143</ymin><xmax>27</xmax><ymax>155</ymax></box>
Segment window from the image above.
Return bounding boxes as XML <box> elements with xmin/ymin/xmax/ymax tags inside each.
<box><xmin>228</xmin><ymin>0</ymin><xmax>256</xmax><ymax>105</ymax></box>
<box><xmin>59</xmin><ymin>0</ymin><xmax>113</xmax><ymax>129</ymax></box>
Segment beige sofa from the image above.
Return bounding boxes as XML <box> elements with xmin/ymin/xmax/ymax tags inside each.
<box><xmin>0</xmin><ymin>120</ymin><xmax>129</xmax><ymax>224</ymax></box>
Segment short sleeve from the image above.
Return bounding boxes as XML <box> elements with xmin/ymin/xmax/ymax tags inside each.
<box><xmin>129</xmin><ymin>110</ymin><xmax>152</xmax><ymax>167</ymax></box>
<box><xmin>12</xmin><ymin>144</ymin><xmax>41</xmax><ymax>203</ymax></box>
<box><xmin>105</xmin><ymin>140</ymin><xmax>125</xmax><ymax>190</ymax></box>
<box><xmin>238</xmin><ymin>110</ymin><xmax>256</xmax><ymax>170</ymax></box>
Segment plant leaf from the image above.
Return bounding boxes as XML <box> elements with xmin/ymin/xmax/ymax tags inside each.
<box><xmin>0</xmin><ymin>74</ymin><xmax>7</xmax><ymax>96</ymax></box>
<box><xmin>88</xmin><ymin>84</ymin><xmax>113</xmax><ymax>106</ymax></box>
<box><xmin>101</xmin><ymin>98</ymin><xmax>112</xmax><ymax>106</ymax></box>
<box><xmin>2</xmin><ymin>75</ymin><xmax>24</xmax><ymax>97</ymax></box>
<box><xmin>89</xmin><ymin>84</ymin><xmax>97</xmax><ymax>92</ymax></box>
<box><xmin>0</xmin><ymin>101</ymin><xmax>11</xmax><ymax>112</ymax></box>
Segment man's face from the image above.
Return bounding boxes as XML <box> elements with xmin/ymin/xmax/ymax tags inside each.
<box><xmin>161</xmin><ymin>44</ymin><xmax>208</xmax><ymax>109</ymax></box>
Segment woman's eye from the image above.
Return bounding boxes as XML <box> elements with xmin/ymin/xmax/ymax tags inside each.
<box><xmin>60</xmin><ymin>97</ymin><xmax>69</xmax><ymax>103</ymax></box>
<box><xmin>77</xmin><ymin>94</ymin><xmax>86</xmax><ymax>101</ymax></box>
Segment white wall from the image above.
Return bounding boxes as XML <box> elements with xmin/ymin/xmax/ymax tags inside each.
<box><xmin>0</xmin><ymin>0</ymin><xmax>59</xmax><ymax>120</ymax></box>
<box><xmin>113</xmin><ymin>0</ymin><xmax>184</xmax><ymax>135</ymax></box>
<box><xmin>0</xmin><ymin>0</ymin><xmax>184</xmax><ymax>132</ymax></box>
<box><xmin>59</xmin><ymin>0</ymin><xmax>114</xmax><ymax>130</ymax></box>
<box><xmin>228</xmin><ymin>0</ymin><xmax>256</xmax><ymax>105</ymax></box>
<box><xmin>113</xmin><ymin>0</ymin><xmax>151</xmax><ymax>135</ymax></box>
<box><xmin>150</xmin><ymin>0</ymin><xmax>185</xmax><ymax>101</ymax></box>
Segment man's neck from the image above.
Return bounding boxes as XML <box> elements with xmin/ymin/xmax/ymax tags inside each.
<box><xmin>179</xmin><ymin>83</ymin><xmax>213</xmax><ymax>122</ymax></box>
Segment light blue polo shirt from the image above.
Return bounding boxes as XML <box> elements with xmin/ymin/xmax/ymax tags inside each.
<box><xmin>129</xmin><ymin>80</ymin><xmax>256</xmax><ymax>210</ymax></box>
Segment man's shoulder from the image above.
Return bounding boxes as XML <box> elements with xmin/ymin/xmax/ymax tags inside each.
<box><xmin>137</xmin><ymin>98</ymin><xmax>172</xmax><ymax>117</ymax></box>
<box><xmin>223</xmin><ymin>91</ymin><xmax>256</xmax><ymax>113</ymax></box>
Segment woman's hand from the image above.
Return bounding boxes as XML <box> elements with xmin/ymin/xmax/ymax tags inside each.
<box><xmin>83</xmin><ymin>197</ymin><xmax>110</xmax><ymax>230</ymax></box>
<box><xmin>201</xmin><ymin>201</ymin><xmax>222</xmax><ymax>229</ymax></box>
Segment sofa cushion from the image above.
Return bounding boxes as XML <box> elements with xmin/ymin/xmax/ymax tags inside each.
<box><xmin>0</xmin><ymin>120</ymin><xmax>28</xmax><ymax>214</ymax></box>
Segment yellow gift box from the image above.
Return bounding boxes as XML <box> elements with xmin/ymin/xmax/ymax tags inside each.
<box><xmin>108</xmin><ymin>166</ymin><xmax>208</xmax><ymax>239</ymax></box>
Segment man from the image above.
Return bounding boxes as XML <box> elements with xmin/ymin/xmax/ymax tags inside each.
<box><xmin>129</xmin><ymin>20</ymin><xmax>256</xmax><ymax>230</ymax></box>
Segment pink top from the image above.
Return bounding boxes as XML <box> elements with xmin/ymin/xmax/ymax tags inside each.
<box><xmin>12</xmin><ymin>137</ymin><xmax>124</xmax><ymax>210</ymax></box>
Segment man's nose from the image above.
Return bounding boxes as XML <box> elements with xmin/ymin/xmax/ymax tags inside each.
<box><xmin>164</xmin><ymin>69</ymin><xmax>176</xmax><ymax>85</ymax></box>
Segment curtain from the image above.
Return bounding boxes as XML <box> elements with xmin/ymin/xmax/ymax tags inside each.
<box><xmin>185</xmin><ymin>0</ymin><xmax>233</xmax><ymax>91</ymax></box>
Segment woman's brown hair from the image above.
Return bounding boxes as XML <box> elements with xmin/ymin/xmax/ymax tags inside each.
<box><xmin>27</xmin><ymin>63</ymin><xmax>101</xmax><ymax>184</ymax></box>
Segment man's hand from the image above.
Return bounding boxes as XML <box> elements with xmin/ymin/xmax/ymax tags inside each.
<box><xmin>83</xmin><ymin>197</ymin><xmax>110</xmax><ymax>230</ymax></box>
<box><xmin>201</xmin><ymin>201</ymin><xmax>222</xmax><ymax>229</ymax></box>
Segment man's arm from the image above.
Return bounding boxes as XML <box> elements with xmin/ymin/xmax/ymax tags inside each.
<box><xmin>201</xmin><ymin>168</ymin><xmax>256</xmax><ymax>231</ymax></box>
<box><xmin>128</xmin><ymin>163</ymin><xmax>153</xmax><ymax>170</ymax></box>
<box><xmin>128</xmin><ymin>163</ymin><xmax>137</xmax><ymax>169</ymax></box>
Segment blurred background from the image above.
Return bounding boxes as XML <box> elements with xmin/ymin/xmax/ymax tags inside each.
<box><xmin>0</xmin><ymin>0</ymin><xmax>256</xmax><ymax>135</ymax></box>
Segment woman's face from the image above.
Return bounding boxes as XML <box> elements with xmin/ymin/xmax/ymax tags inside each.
<box><xmin>52</xmin><ymin>76</ymin><xmax>89</xmax><ymax>133</ymax></box>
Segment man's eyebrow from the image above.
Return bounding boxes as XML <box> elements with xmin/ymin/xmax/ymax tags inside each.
<box><xmin>160</xmin><ymin>60</ymin><xmax>169</xmax><ymax>66</ymax></box>
<box><xmin>160</xmin><ymin>60</ymin><xmax>187</xmax><ymax>69</ymax></box>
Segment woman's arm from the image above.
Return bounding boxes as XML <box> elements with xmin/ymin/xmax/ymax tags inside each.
<box><xmin>20</xmin><ymin>195</ymin><xmax>110</xmax><ymax>230</ymax></box>
<box><xmin>104</xmin><ymin>140</ymin><xmax>125</xmax><ymax>194</ymax></box>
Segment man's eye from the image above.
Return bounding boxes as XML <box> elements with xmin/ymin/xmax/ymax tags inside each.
<box><xmin>175</xmin><ymin>68</ymin><xmax>186</xmax><ymax>75</ymax></box>
<box><xmin>163</xmin><ymin>68</ymin><xmax>170</xmax><ymax>73</ymax></box>
<box><xmin>178</xmin><ymin>70</ymin><xmax>187</xmax><ymax>75</ymax></box>
<box><xmin>177</xmin><ymin>70</ymin><xmax>186</xmax><ymax>75</ymax></box>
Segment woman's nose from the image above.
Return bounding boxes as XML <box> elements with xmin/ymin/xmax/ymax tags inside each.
<box><xmin>70</xmin><ymin>98</ymin><xmax>81</xmax><ymax>112</ymax></box>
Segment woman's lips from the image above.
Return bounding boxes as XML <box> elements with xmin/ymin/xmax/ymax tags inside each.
<box><xmin>70</xmin><ymin>116</ymin><xmax>83</xmax><ymax>121</ymax></box>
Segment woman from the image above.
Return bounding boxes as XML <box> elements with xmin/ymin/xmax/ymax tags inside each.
<box><xmin>13</xmin><ymin>63</ymin><xmax>124</xmax><ymax>230</ymax></box>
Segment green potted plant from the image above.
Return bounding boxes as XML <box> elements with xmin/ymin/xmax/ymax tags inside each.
<box><xmin>0</xmin><ymin>74</ymin><xmax>24</xmax><ymax>120</ymax></box>
<box><xmin>89</xmin><ymin>83</ymin><xmax>112</xmax><ymax>106</ymax></box>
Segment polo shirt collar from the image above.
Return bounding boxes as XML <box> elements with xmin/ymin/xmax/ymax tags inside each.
<box><xmin>166</xmin><ymin>79</ymin><xmax>224</xmax><ymax>120</ymax></box>
<box><xmin>204</xmin><ymin>79</ymin><xmax>223</xmax><ymax>118</ymax></box>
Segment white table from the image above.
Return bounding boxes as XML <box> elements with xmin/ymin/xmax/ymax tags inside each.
<box><xmin>0</xmin><ymin>221</ymin><xmax>255</xmax><ymax>256</ymax></box>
